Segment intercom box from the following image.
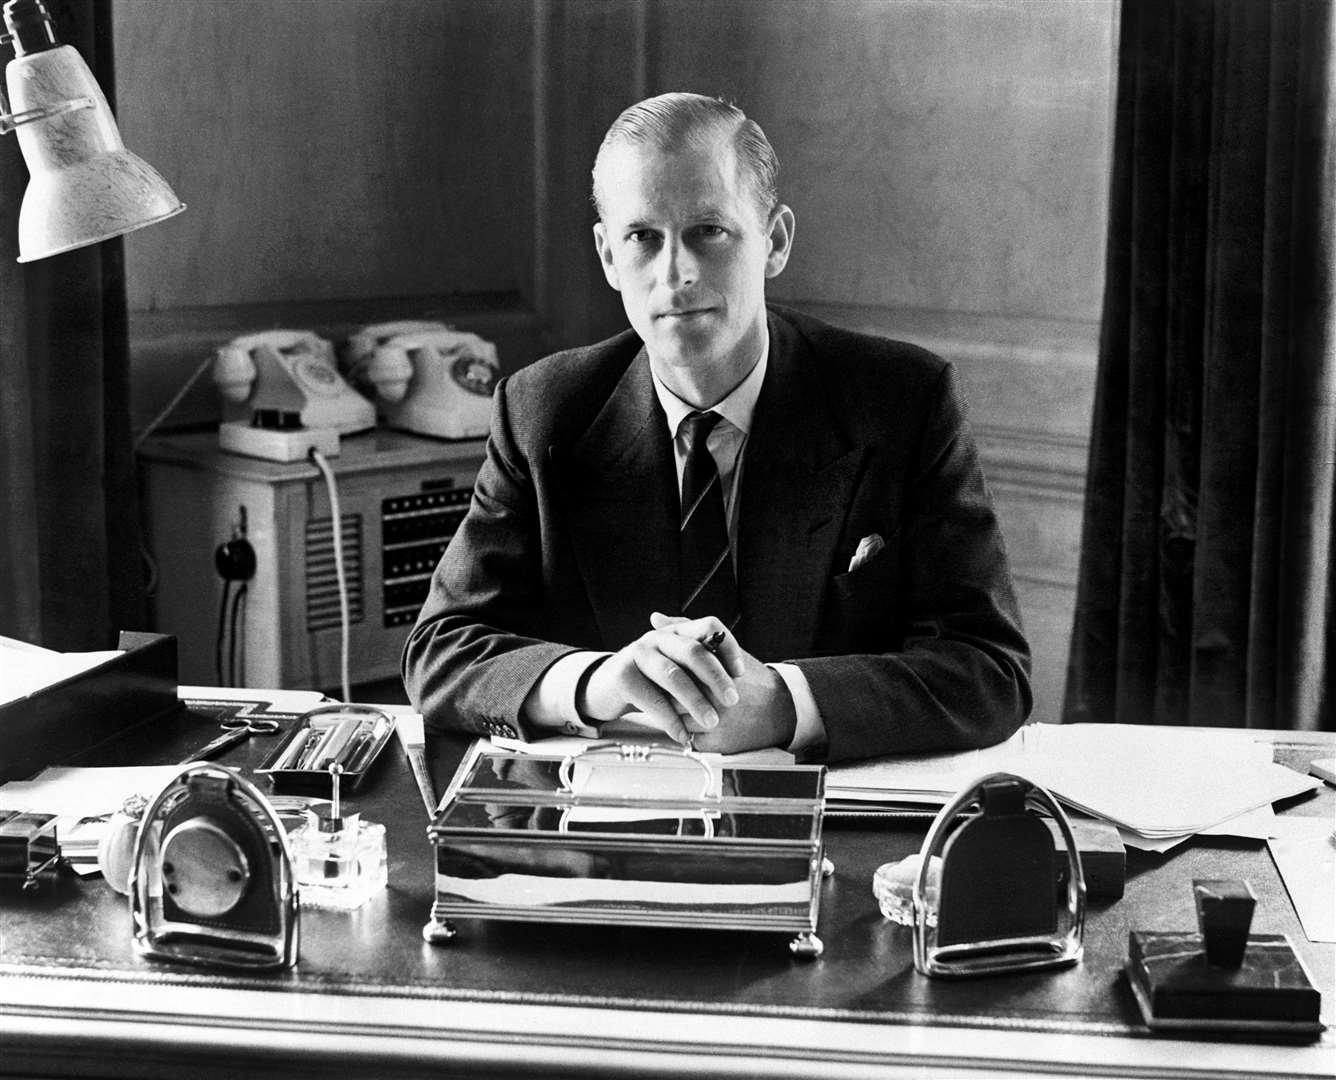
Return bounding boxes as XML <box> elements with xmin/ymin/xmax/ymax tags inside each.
<box><xmin>0</xmin><ymin>631</ymin><xmax>179</xmax><ymax>782</ymax></box>
<box><xmin>138</xmin><ymin>430</ymin><xmax>484</xmax><ymax>692</ymax></box>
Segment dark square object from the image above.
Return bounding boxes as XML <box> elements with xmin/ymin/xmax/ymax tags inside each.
<box><xmin>1126</xmin><ymin>931</ymin><xmax>1323</xmax><ymax>1037</ymax></box>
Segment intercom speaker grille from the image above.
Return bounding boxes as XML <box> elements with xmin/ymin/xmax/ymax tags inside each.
<box><xmin>380</xmin><ymin>487</ymin><xmax>472</xmax><ymax>627</ymax></box>
<box><xmin>305</xmin><ymin>514</ymin><xmax>365</xmax><ymax>631</ymax></box>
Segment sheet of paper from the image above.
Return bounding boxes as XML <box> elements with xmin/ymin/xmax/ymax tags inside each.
<box><xmin>1268</xmin><ymin>815</ymin><xmax>1336</xmax><ymax>944</ymax></box>
<box><xmin>1118</xmin><ymin>828</ymin><xmax>1191</xmax><ymax>854</ymax></box>
<box><xmin>825</xmin><ymin>724</ymin><xmax>1316</xmax><ymax>840</ymax></box>
<box><xmin>178</xmin><ymin>685</ymin><xmax>328</xmax><ymax>713</ymax></box>
<box><xmin>1018</xmin><ymin>725</ymin><xmax>1318</xmax><ymax>835</ymax></box>
<box><xmin>0</xmin><ymin>765</ymin><xmax>183</xmax><ymax>818</ymax></box>
<box><xmin>0</xmin><ymin>636</ymin><xmax>123</xmax><ymax>707</ymax></box>
<box><xmin>825</xmin><ymin>730</ymin><xmax>1029</xmax><ymax>802</ymax></box>
<box><xmin>0</xmin><ymin>765</ymin><xmax>185</xmax><ymax>878</ymax></box>
<box><xmin>1120</xmin><ymin>805</ymin><xmax>1278</xmax><ymax>853</ymax></box>
<box><xmin>1199</xmin><ymin>803</ymin><xmax>1275</xmax><ymax>840</ymax></box>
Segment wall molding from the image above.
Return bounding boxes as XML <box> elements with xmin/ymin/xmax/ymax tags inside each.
<box><xmin>782</xmin><ymin>298</ymin><xmax>1097</xmax><ymax>493</ymax></box>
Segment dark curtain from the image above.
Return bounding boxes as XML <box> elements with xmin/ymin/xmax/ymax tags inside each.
<box><xmin>0</xmin><ymin>0</ymin><xmax>147</xmax><ymax>651</ymax></box>
<box><xmin>1065</xmin><ymin>0</ymin><xmax>1335</xmax><ymax>731</ymax></box>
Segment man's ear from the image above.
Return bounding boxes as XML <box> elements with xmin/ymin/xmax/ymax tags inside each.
<box><xmin>593</xmin><ymin>223</ymin><xmax>621</xmax><ymax>291</ymax></box>
<box><xmin>764</xmin><ymin>204</ymin><xmax>796</xmax><ymax>279</ymax></box>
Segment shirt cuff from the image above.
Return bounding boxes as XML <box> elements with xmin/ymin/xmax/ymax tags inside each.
<box><xmin>770</xmin><ymin>662</ymin><xmax>826</xmax><ymax>755</ymax></box>
<box><xmin>523</xmin><ymin>650</ymin><xmax>611</xmax><ymax>737</ymax></box>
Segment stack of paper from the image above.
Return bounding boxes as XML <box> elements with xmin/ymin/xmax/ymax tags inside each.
<box><xmin>826</xmin><ymin>724</ymin><xmax>1321</xmax><ymax>851</ymax></box>
<box><xmin>0</xmin><ymin>635</ymin><xmax>122</xmax><ymax>707</ymax></box>
<box><xmin>825</xmin><ymin>733</ymin><xmax>1027</xmax><ymax>809</ymax></box>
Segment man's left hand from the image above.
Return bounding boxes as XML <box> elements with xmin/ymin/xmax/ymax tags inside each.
<box><xmin>648</xmin><ymin>613</ymin><xmax>797</xmax><ymax>754</ymax></box>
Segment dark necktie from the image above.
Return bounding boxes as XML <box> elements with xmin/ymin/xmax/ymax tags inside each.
<box><xmin>678</xmin><ymin>410</ymin><xmax>739</xmax><ymax>629</ymax></box>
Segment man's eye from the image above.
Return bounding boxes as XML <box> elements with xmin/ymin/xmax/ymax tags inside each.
<box><xmin>694</xmin><ymin>225</ymin><xmax>727</xmax><ymax>239</ymax></box>
<box><xmin>626</xmin><ymin>230</ymin><xmax>658</xmax><ymax>244</ymax></box>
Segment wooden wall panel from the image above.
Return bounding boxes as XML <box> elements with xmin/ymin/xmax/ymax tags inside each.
<box><xmin>114</xmin><ymin>0</ymin><xmax>536</xmax><ymax>310</ymax></box>
<box><xmin>648</xmin><ymin>0</ymin><xmax>1115</xmax><ymax>323</ymax></box>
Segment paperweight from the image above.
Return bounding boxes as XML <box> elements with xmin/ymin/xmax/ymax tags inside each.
<box><xmin>1125</xmin><ymin>878</ymin><xmax>1323</xmax><ymax>1037</ymax></box>
<box><xmin>913</xmin><ymin>772</ymin><xmax>1085</xmax><ymax>978</ymax></box>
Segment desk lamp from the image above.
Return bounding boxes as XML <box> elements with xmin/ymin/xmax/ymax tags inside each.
<box><xmin>0</xmin><ymin>0</ymin><xmax>183</xmax><ymax>262</ymax></box>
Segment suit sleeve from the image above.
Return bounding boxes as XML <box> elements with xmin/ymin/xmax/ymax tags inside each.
<box><xmin>401</xmin><ymin>378</ymin><xmax>575</xmax><ymax>740</ymax></box>
<box><xmin>790</xmin><ymin>365</ymin><xmax>1032</xmax><ymax>763</ymax></box>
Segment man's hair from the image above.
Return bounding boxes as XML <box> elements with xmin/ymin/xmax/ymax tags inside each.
<box><xmin>591</xmin><ymin>92</ymin><xmax>779</xmax><ymax>221</ymax></box>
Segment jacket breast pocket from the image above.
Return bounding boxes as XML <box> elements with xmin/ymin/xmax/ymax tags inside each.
<box><xmin>826</xmin><ymin>539</ymin><xmax>900</xmax><ymax>650</ymax></box>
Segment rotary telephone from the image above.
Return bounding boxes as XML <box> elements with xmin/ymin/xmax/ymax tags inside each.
<box><xmin>212</xmin><ymin>329</ymin><xmax>376</xmax><ymax>436</ymax></box>
<box><xmin>341</xmin><ymin>320</ymin><xmax>498</xmax><ymax>440</ymax></box>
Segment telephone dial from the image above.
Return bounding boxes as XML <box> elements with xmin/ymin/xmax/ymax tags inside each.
<box><xmin>212</xmin><ymin>329</ymin><xmax>376</xmax><ymax>436</ymax></box>
<box><xmin>342</xmin><ymin>320</ymin><xmax>498</xmax><ymax>440</ymax></box>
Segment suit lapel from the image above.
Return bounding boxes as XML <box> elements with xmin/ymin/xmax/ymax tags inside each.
<box><xmin>558</xmin><ymin>348</ymin><xmax>680</xmax><ymax>647</ymax></box>
<box><xmin>553</xmin><ymin>317</ymin><xmax>864</xmax><ymax>658</ymax></box>
<box><xmin>738</xmin><ymin>315</ymin><xmax>864</xmax><ymax>659</ymax></box>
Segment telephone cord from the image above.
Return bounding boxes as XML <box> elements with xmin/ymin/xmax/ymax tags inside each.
<box><xmin>310</xmin><ymin>447</ymin><xmax>352</xmax><ymax>703</ymax></box>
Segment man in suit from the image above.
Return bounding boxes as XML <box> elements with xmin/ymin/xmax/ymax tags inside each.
<box><xmin>403</xmin><ymin>92</ymin><xmax>1030</xmax><ymax>763</ymax></box>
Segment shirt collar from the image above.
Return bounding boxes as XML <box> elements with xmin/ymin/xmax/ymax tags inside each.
<box><xmin>650</xmin><ymin>330</ymin><xmax>769</xmax><ymax>438</ymax></box>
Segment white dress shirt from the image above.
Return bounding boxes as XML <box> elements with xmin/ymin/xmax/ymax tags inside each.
<box><xmin>524</xmin><ymin>339</ymin><xmax>826</xmax><ymax>755</ymax></box>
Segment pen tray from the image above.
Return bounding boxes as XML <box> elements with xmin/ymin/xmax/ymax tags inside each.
<box><xmin>428</xmin><ymin>746</ymin><xmax>827</xmax><ymax>939</ymax></box>
<box><xmin>256</xmin><ymin>704</ymin><xmax>395</xmax><ymax>795</ymax></box>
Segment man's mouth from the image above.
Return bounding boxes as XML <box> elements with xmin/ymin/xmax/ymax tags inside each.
<box><xmin>657</xmin><ymin>307</ymin><xmax>712</xmax><ymax>320</ymax></box>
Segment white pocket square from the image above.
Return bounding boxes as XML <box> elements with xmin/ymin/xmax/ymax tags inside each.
<box><xmin>848</xmin><ymin>532</ymin><xmax>885</xmax><ymax>572</ymax></box>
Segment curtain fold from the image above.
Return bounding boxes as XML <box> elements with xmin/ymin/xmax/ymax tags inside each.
<box><xmin>0</xmin><ymin>0</ymin><xmax>146</xmax><ymax>651</ymax></box>
<box><xmin>1064</xmin><ymin>0</ymin><xmax>1335</xmax><ymax>731</ymax></box>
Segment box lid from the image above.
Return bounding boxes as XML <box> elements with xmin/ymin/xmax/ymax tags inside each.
<box><xmin>430</xmin><ymin>747</ymin><xmax>825</xmax><ymax>850</ymax></box>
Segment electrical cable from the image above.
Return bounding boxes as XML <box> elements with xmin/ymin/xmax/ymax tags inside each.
<box><xmin>134</xmin><ymin>354</ymin><xmax>216</xmax><ymax>597</ymax></box>
<box><xmin>309</xmin><ymin>447</ymin><xmax>351</xmax><ymax>703</ymax></box>
<box><xmin>133</xmin><ymin>354</ymin><xmax>214</xmax><ymax>452</ymax></box>
<box><xmin>235</xmin><ymin>584</ymin><xmax>247</xmax><ymax>686</ymax></box>
<box><xmin>228</xmin><ymin>581</ymin><xmax>248</xmax><ymax>686</ymax></box>
<box><xmin>216</xmin><ymin>578</ymin><xmax>234</xmax><ymax>686</ymax></box>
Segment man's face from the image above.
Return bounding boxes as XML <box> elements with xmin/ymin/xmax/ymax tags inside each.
<box><xmin>593</xmin><ymin>132</ymin><xmax>793</xmax><ymax>391</ymax></box>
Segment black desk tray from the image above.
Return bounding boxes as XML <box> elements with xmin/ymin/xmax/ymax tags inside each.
<box><xmin>426</xmin><ymin>745</ymin><xmax>829</xmax><ymax>956</ymax></box>
<box><xmin>0</xmin><ymin>631</ymin><xmax>179</xmax><ymax>783</ymax></box>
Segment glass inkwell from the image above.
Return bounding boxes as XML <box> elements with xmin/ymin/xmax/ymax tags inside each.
<box><xmin>909</xmin><ymin>771</ymin><xmax>1085</xmax><ymax>978</ymax></box>
<box><xmin>290</xmin><ymin>762</ymin><xmax>387</xmax><ymax>910</ymax></box>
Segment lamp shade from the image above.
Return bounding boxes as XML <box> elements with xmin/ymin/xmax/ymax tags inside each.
<box><xmin>6</xmin><ymin>41</ymin><xmax>184</xmax><ymax>262</ymax></box>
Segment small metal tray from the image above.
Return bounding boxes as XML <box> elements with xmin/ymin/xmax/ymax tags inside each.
<box><xmin>257</xmin><ymin>704</ymin><xmax>395</xmax><ymax>795</ymax></box>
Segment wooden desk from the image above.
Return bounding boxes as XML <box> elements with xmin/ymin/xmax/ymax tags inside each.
<box><xmin>1</xmin><ymin>707</ymin><xmax>1331</xmax><ymax>1079</ymax></box>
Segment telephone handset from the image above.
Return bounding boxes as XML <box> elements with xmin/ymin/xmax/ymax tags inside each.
<box><xmin>342</xmin><ymin>321</ymin><xmax>498</xmax><ymax>440</ymax></box>
<box><xmin>213</xmin><ymin>329</ymin><xmax>376</xmax><ymax>436</ymax></box>
<box><xmin>342</xmin><ymin>320</ymin><xmax>456</xmax><ymax>398</ymax></box>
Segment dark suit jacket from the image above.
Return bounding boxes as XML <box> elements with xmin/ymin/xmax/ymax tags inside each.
<box><xmin>402</xmin><ymin>305</ymin><xmax>1031</xmax><ymax>763</ymax></box>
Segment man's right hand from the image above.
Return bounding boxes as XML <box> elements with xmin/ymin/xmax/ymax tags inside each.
<box><xmin>577</xmin><ymin>615</ymin><xmax>742</xmax><ymax>744</ymax></box>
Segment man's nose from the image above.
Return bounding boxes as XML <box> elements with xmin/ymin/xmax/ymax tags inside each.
<box><xmin>659</xmin><ymin>236</ymin><xmax>698</xmax><ymax>287</ymax></box>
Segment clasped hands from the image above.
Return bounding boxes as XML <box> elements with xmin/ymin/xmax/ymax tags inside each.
<box><xmin>577</xmin><ymin>612</ymin><xmax>796</xmax><ymax>753</ymax></box>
